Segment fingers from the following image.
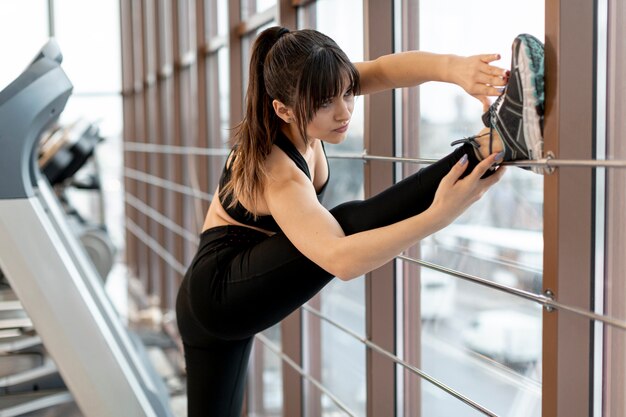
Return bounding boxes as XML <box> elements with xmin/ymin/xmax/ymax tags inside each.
<box><xmin>469</xmin><ymin>64</ymin><xmax>508</xmax><ymax>97</ymax></box>
<box><xmin>484</xmin><ymin>85</ymin><xmax>506</xmax><ymax>96</ymax></box>
<box><xmin>471</xmin><ymin>84</ymin><xmax>504</xmax><ymax>98</ymax></box>
<box><xmin>480</xmin><ymin>96</ymin><xmax>491</xmax><ymax>113</ymax></box>
<box><xmin>478</xmin><ymin>58</ymin><xmax>506</xmax><ymax>77</ymax></box>
<box><xmin>479</xmin><ymin>53</ymin><xmax>501</xmax><ymax>64</ymax></box>
<box><xmin>468</xmin><ymin>151</ymin><xmax>504</xmax><ymax>180</ymax></box>
<box><xmin>475</xmin><ymin>72</ymin><xmax>507</xmax><ymax>87</ymax></box>
<box><xmin>478</xmin><ymin>56</ymin><xmax>507</xmax><ymax>78</ymax></box>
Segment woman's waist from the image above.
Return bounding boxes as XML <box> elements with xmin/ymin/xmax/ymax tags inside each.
<box><xmin>199</xmin><ymin>224</ymin><xmax>270</xmax><ymax>248</ymax></box>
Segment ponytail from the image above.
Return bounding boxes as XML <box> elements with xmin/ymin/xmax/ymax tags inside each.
<box><xmin>223</xmin><ymin>26</ymin><xmax>288</xmax><ymax>216</ymax></box>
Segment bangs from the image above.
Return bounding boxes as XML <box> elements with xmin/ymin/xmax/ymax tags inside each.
<box><xmin>296</xmin><ymin>47</ymin><xmax>360</xmax><ymax>122</ymax></box>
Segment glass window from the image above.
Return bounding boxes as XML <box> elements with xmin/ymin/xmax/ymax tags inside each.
<box><xmin>398</xmin><ymin>0</ymin><xmax>545</xmax><ymax>415</ymax></box>
<box><xmin>256</xmin><ymin>0</ymin><xmax>276</xmax><ymax>15</ymax></box>
<box><xmin>0</xmin><ymin>0</ymin><xmax>49</xmax><ymax>89</ymax></box>
<box><xmin>217</xmin><ymin>0</ymin><xmax>229</xmax><ymax>37</ymax></box>
<box><xmin>218</xmin><ymin>46</ymin><xmax>230</xmax><ymax>144</ymax></box>
<box><xmin>54</xmin><ymin>0</ymin><xmax>122</xmax><ymax>93</ymax></box>
<box><xmin>241</xmin><ymin>0</ymin><xmax>276</xmax><ymax>19</ymax></box>
<box><xmin>52</xmin><ymin>1</ymin><xmax>124</xmax><ymax>255</ymax></box>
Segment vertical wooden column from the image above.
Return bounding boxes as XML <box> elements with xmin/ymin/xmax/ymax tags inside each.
<box><xmin>229</xmin><ymin>0</ymin><xmax>244</xmax><ymax>126</ymax></box>
<box><xmin>399</xmin><ymin>0</ymin><xmax>422</xmax><ymax>415</ymax></box>
<box><xmin>543</xmin><ymin>0</ymin><xmax>596</xmax><ymax>415</ymax></box>
<box><xmin>156</xmin><ymin>0</ymin><xmax>179</xmax><ymax>309</ymax></box>
<box><xmin>170</xmin><ymin>0</ymin><xmax>190</xmax><ymax>300</ymax></box>
<box><xmin>143</xmin><ymin>0</ymin><xmax>163</xmax><ymax>301</ymax></box>
<box><xmin>363</xmin><ymin>1</ymin><xmax>396</xmax><ymax>416</ymax></box>
<box><xmin>131</xmin><ymin>0</ymin><xmax>149</xmax><ymax>287</ymax></box>
<box><xmin>278</xmin><ymin>2</ymin><xmax>303</xmax><ymax>415</ymax></box>
<box><xmin>195</xmin><ymin>0</ymin><xmax>210</xmax><ymax>201</ymax></box>
<box><xmin>297</xmin><ymin>6</ymin><xmax>321</xmax><ymax>416</ymax></box>
<box><xmin>120</xmin><ymin>0</ymin><xmax>137</xmax><ymax>277</ymax></box>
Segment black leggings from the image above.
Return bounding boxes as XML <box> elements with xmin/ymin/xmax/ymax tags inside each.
<box><xmin>176</xmin><ymin>144</ymin><xmax>480</xmax><ymax>417</ymax></box>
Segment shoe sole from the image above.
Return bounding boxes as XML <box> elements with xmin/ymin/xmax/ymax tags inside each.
<box><xmin>516</xmin><ymin>35</ymin><xmax>545</xmax><ymax>173</ymax></box>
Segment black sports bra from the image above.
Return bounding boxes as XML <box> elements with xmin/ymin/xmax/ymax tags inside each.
<box><xmin>218</xmin><ymin>132</ymin><xmax>329</xmax><ymax>233</ymax></box>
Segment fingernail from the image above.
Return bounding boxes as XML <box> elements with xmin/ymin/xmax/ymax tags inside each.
<box><xmin>459</xmin><ymin>154</ymin><xmax>468</xmax><ymax>166</ymax></box>
<box><xmin>495</xmin><ymin>151</ymin><xmax>505</xmax><ymax>163</ymax></box>
<box><xmin>496</xmin><ymin>87</ymin><xmax>505</xmax><ymax>93</ymax></box>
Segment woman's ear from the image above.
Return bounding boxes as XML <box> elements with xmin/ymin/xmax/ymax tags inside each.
<box><xmin>272</xmin><ymin>99</ymin><xmax>295</xmax><ymax>124</ymax></box>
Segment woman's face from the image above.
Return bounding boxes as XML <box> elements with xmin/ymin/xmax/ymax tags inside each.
<box><xmin>305</xmin><ymin>87</ymin><xmax>355</xmax><ymax>144</ymax></box>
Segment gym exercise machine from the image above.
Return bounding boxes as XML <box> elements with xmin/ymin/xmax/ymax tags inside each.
<box><xmin>0</xmin><ymin>40</ymin><xmax>174</xmax><ymax>417</ymax></box>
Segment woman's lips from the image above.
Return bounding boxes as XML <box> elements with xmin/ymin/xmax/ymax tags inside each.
<box><xmin>334</xmin><ymin>123</ymin><xmax>349</xmax><ymax>133</ymax></box>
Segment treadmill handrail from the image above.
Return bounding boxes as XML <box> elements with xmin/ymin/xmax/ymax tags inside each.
<box><xmin>0</xmin><ymin>40</ymin><xmax>73</xmax><ymax>199</ymax></box>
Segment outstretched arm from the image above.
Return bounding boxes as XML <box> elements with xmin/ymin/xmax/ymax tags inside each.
<box><xmin>355</xmin><ymin>51</ymin><xmax>508</xmax><ymax>107</ymax></box>
<box><xmin>264</xmin><ymin>150</ymin><xmax>505</xmax><ymax>280</ymax></box>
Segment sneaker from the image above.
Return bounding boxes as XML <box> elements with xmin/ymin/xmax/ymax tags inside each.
<box><xmin>484</xmin><ymin>33</ymin><xmax>545</xmax><ymax>173</ymax></box>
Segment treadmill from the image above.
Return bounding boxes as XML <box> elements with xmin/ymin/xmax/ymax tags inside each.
<box><xmin>0</xmin><ymin>40</ymin><xmax>174</xmax><ymax>417</ymax></box>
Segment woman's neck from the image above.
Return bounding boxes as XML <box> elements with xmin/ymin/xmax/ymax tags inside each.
<box><xmin>280</xmin><ymin>123</ymin><xmax>313</xmax><ymax>154</ymax></box>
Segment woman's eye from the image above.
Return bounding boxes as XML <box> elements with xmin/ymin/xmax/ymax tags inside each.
<box><xmin>344</xmin><ymin>89</ymin><xmax>353</xmax><ymax>97</ymax></box>
<box><xmin>320</xmin><ymin>99</ymin><xmax>333</xmax><ymax>108</ymax></box>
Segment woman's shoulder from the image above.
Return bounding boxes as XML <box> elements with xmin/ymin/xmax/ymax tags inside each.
<box><xmin>264</xmin><ymin>142</ymin><xmax>316</xmax><ymax>193</ymax></box>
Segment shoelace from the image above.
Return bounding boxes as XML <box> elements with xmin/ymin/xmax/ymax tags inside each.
<box><xmin>486</xmin><ymin>93</ymin><xmax>505</xmax><ymax>156</ymax></box>
<box><xmin>450</xmin><ymin>132</ymin><xmax>490</xmax><ymax>157</ymax></box>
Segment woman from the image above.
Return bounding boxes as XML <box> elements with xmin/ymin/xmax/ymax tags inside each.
<box><xmin>176</xmin><ymin>27</ymin><xmax>544</xmax><ymax>416</ymax></box>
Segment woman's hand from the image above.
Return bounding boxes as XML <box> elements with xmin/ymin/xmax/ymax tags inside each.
<box><xmin>448</xmin><ymin>54</ymin><xmax>509</xmax><ymax>109</ymax></box>
<box><xmin>428</xmin><ymin>152</ymin><xmax>506</xmax><ymax>228</ymax></box>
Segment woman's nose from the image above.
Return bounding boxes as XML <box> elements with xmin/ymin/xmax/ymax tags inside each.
<box><xmin>335</xmin><ymin>99</ymin><xmax>352</xmax><ymax>121</ymax></box>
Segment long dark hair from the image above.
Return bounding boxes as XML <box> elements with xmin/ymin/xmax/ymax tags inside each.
<box><xmin>223</xmin><ymin>26</ymin><xmax>360</xmax><ymax>215</ymax></box>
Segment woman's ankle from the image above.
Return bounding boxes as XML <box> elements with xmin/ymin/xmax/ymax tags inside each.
<box><xmin>475</xmin><ymin>127</ymin><xmax>503</xmax><ymax>159</ymax></box>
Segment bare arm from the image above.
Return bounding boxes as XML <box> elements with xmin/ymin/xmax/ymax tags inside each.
<box><xmin>264</xmin><ymin>151</ymin><xmax>505</xmax><ymax>280</ymax></box>
<box><xmin>355</xmin><ymin>51</ymin><xmax>508</xmax><ymax>108</ymax></box>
